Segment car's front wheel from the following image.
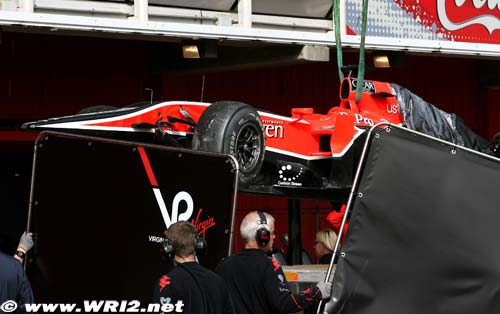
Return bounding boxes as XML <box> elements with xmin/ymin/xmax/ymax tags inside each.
<box><xmin>192</xmin><ymin>101</ymin><xmax>265</xmax><ymax>187</ymax></box>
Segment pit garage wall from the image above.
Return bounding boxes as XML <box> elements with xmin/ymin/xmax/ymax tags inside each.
<box><xmin>1</xmin><ymin>32</ymin><xmax>500</xmax><ymax>260</ymax></box>
<box><xmin>0</xmin><ymin>32</ymin><xmax>158</xmax><ymax>255</ymax></box>
<box><xmin>0</xmin><ymin>33</ymin><xmax>156</xmax><ymax>125</ymax></box>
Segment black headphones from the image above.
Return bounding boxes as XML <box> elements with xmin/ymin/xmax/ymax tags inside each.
<box><xmin>490</xmin><ymin>133</ymin><xmax>500</xmax><ymax>158</ymax></box>
<box><xmin>491</xmin><ymin>141</ymin><xmax>500</xmax><ymax>157</ymax></box>
<box><xmin>162</xmin><ymin>236</ymin><xmax>207</xmax><ymax>259</ymax></box>
<box><xmin>162</xmin><ymin>238</ymin><xmax>209</xmax><ymax>314</ymax></box>
<box><xmin>255</xmin><ymin>212</ymin><xmax>271</xmax><ymax>247</ymax></box>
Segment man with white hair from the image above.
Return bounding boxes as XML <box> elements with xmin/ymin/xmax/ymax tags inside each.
<box><xmin>216</xmin><ymin>211</ymin><xmax>331</xmax><ymax>314</ymax></box>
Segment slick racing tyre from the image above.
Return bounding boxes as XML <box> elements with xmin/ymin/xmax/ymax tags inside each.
<box><xmin>193</xmin><ymin>101</ymin><xmax>265</xmax><ymax>188</ymax></box>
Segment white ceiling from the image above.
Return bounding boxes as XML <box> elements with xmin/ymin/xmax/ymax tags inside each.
<box><xmin>147</xmin><ymin>0</ymin><xmax>332</xmax><ymax>18</ymax></box>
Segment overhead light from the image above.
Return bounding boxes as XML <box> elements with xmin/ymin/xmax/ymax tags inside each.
<box><xmin>182</xmin><ymin>44</ymin><xmax>200</xmax><ymax>59</ymax></box>
<box><xmin>372</xmin><ymin>51</ymin><xmax>405</xmax><ymax>68</ymax></box>
<box><xmin>373</xmin><ymin>55</ymin><xmax>390</xmax><ymax>68</ymax></box>
<box><xmin>181</xmin><ymin>39</ymin><xmax>218</xmax><ymax>59</ymax></box>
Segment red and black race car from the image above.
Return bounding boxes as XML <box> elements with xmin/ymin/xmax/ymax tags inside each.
<box><xmin>22</xmin><ymin>76</ymin><xmax>496</xmax><ymax>199</ymax></box>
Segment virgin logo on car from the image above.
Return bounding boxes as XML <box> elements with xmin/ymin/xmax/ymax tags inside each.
<box><xmin>437</xmin><ymin>0</ymin><xmax>500</xmax><ymax>34</ymax></box>
<box><xmin>262</xmin><ymin>120</ymin><xmax>284</xmax><ymax>138</ymax></box>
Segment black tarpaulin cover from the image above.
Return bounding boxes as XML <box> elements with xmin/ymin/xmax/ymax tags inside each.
<box><xmin>325</xmin><ymin>126</ymin><xmax>500</xmax><ymax>314</ymax></box>
<box><xmin>390</xmin><ymin>83</ymin><xmax>492</xmax><ymax>155</ymax></box>
<box><xmin>28</xmin><ymin>132</ymin><xmax>236</xmax><ymax>302</ymax></box>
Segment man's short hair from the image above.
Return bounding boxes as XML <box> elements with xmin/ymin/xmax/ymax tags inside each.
<box><xmin>164</xmin><ymin>221</ymin><xmax>198</xmax><ymax>257</ymax></box>
<box><xmin>240</xmin><ymin>211</ymin><xmax>274</xmax><ymax>244</ymax></box>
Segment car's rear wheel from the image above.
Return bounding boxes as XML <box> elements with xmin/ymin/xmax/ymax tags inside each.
<box><xmin>192</xmin><ymin>101</ymin><xmax>265</xmax><ymax>187</ymax></box>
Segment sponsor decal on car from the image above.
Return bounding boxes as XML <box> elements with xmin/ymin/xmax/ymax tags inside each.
<box><xmin>276</xmin><ymin>163</ymin><xmax>304</xmax><ymax>187</ymax></box>
<box><xmin>350</xmin><ymin>78</ymin><xmax>376</xmax><ymax>94</ymax></box>
<box><xmin>262</xmin><ymin>119</ymin><xmax>284</xmax><ymax>139</ymax></box>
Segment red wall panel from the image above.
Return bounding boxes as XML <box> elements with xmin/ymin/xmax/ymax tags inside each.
<box><xmin>0</xmin><ymin>33</ymin><xmax>153</xmax><ymax>121</ymax></box>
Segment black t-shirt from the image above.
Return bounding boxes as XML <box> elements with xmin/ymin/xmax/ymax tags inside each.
<box><xmin>215</xmin><ymin>248</ymin><xmax>321</xmax><ymax>314</ymax></box>
<box><xmin>319</xmin><ymin>252</ymin><xmax>333</xmax><ymax>264</ymax></box>
<box><xmin>0</xmin><ymin>252</ymin><xmax>35</xmax><ymax>312</ymax></box>
<box><xmin>153</xmin><ymin>261</ymin><xmax>235</xmax><ymax>314</ymax></box>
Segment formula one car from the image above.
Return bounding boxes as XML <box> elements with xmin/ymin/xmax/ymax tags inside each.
<box><xmin>22</xmin><ymin>76</ymin><xmax>496</xmax><ymax>199</ymax></box>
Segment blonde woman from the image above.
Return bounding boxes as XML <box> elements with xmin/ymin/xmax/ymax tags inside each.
<box><xmin>313</xmin><ymin>229</ymin><xmax>337</xmax><ymax>264</ymax></box>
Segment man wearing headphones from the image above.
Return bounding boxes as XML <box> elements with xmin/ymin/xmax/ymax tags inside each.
<box><xmin>216</xmin><ymin>211</ymin><xmax>331</xmax><ymax>314</ymax></box>
<box><xmin>153</xmin><ymin>221</ymin><xmax>235</xmax><ymax>314</ymax></box>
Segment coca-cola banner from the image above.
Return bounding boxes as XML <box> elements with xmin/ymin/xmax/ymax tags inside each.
<box><xmin>346</xmin><ymin>0</ymin><xmax>500</xmax><ymax>47</ymax></box>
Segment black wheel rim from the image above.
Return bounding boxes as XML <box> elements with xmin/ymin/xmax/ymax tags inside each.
<box><xmin>236</xmin><ymin>123</ymin><xmax>262</xmax><ymax>173</ymax></box>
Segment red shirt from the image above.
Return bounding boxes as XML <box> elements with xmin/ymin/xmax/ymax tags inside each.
<box><xmin>326</xmin><ymin>204</ymin><xmax>349</xmax><ymax>245</ymax></box>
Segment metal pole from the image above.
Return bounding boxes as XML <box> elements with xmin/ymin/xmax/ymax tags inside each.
<box><xmin>288</xmin><ymin>199</ymin><xmax>302</xmax><ymax>265</ymax></box>
<box><xmin>145</xmin><ymin>88</ymin><xmax>153</xmax><ymax>104</ymax></box>
<box><xmin>316</xmin><ymin>124</ymin><xmax>380</xmax><ymax>314</ymax></box>
<box><xmin>24</xmin><ymin>133</ymin><xmax>43</xmax><ymax>270</ymax></box>
<box><xmin>227</xmin><ymin>156</ymin><xmax>239</xmax><ymax>256</ymax></box>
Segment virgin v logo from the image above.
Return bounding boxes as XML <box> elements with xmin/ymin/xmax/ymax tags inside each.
<box><xmin>137</xmin><ymin>146</ymin><xmax>194</xmax><ymax>228</ymax></box>
<box><xmin>153</xmin><ymin>189</ymin><xmax>194</xmax><ymax>228</ymax></box>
